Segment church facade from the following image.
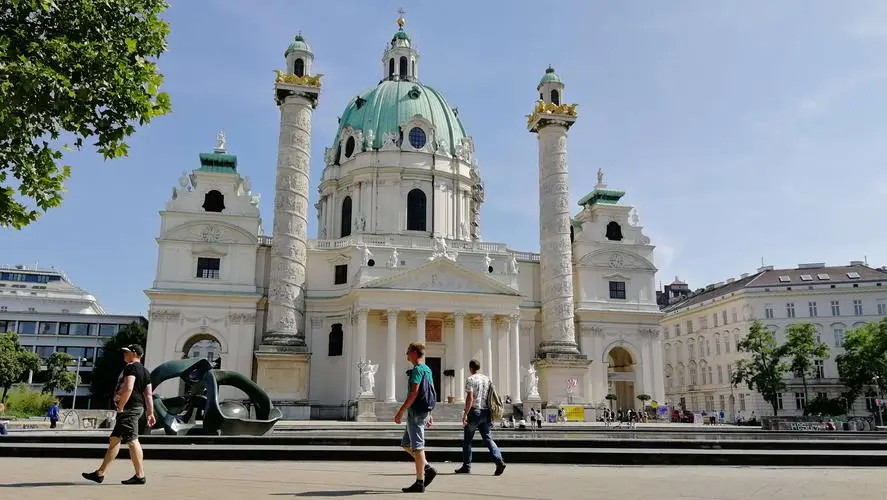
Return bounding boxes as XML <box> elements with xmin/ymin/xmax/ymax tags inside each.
<box><xmin>144</xmin><ymin>16</ymin><xmax>665</xmax><ymax>419</ymax></box>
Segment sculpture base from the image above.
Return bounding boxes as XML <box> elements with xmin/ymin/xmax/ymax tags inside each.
<box><xmin>535</xmin><ymin>357</ymin><xmax>591</xmax><ymax>405</ymax></box>
<box><xmin>537</xmin><ymin>340</ymin><xmax>583</xmax><ymax>357</ymax></box>
<box><xmin>356</xmin><ymin>394</ymin><xmax>377</xmax><ymax>422</ymax></box>
<box><xmin>254</xmin><ymin>349</ymin><xmax>311</xmax><ymax>404</ymax></box>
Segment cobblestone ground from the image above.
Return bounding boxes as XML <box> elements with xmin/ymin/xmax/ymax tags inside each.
<box><xmin>1</xmin><ymin>459</ymin><xmax>884</xmax><ymax>499</ymax></box>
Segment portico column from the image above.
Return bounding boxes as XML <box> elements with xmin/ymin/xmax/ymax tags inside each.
<box><xmin>356</xmin><ymin>308</ymin><xmax>368</xmax><ymax>365</ymax></box>
<box><xmin>454</xmin><ymin>312</ymin><xmax>466</xmax><ymax>403</ymax></box>
<box><xmin>482</xmin><ymin>314</ymin><xmax>493</xmax><ymax>382</ymax></box>
<box><xmin>416</xmin><ymin>310</ymin><xmax>427</xmax><ymax>343</ymax></box>
<box><xmin>509</xmin><ymin>314</ymin><xmax>522</xmax><ymax>404</ymax></box>
<box><xmin>386</xmin><ymin>308</ymin><xmax>399</xmax><ymax>403</ymax></box>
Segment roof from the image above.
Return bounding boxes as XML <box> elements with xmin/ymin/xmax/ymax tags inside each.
<box><xmin>285</xmin><ymin>35</ymin><xmax>310</xmax><ymax>56</ymax></box>
<box><xmin>663</xmin><ymin>264</ymin><xmax>887</xmax><ymax>314</ymax></box>
<box><xmin>538</xmin><ymin>66</ymin><xmax>562</xmax><ymax>87</ymax></box>
<box><xmin>333</xmin><ymin>80</ymin><xmax>467</xmax><ymax>156</ymax></box>
<box><xmin>578</xmin><ymin>188</ymin><xmax>625</xmax><ymax>207</ymax></box>
<box><xmin>197</xmin><ymin>152</ymin><xmax>237</xmax><ymax>173</ymax></box>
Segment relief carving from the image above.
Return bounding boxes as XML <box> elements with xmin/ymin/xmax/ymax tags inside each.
<box><xmin>229</xmin><ymin>312</ymin><xmax>257</xmax><ymax>323</ymax></box>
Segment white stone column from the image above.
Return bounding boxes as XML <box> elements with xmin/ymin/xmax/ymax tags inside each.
<box><xmin>482</xmin><ymin>314</ymin><xmax>493</xmax><ymax>380</ymax></box>
<box><xmin>509</xmin><ymin>314</ymin><xmax>522</xmax><ymax>404</ymax></box>
<box><xmin>454</xmin><ymin>312</ymin><xmax>466</xmax><ymax>403</ymax></box>
<box><xmin>263</xmin><ymin>92</ymin><xmax>316</xmax><ymax>347</ymax></box>
<box><xmin>386</xmin><ymin>308</ymin><xmax>398</xmax><ymax>402</ymax></box>
<box><xmin>357</xmin><ymin>307</ymin><xmax>368</xmax><ymax>355</ymax></box>
<box><xmin>416</xmin><ymin>310</ymin><xmax>427</xmax><ymax>343</ymax></box>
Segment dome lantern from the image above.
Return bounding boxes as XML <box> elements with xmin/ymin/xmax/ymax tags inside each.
<box><xmin>537</xmin><ymin>65</ymin><xmax>565</xmax><ymax>105</ymax></box>
<box><xmin>284</xmin><ymin>32</ymin><xmax>314</xmax><ymax>78</ymax></box>
<box><xmin>382</xmin><ymin>8</ymin><xmax>420</xmax><ymax>81</ymax></box>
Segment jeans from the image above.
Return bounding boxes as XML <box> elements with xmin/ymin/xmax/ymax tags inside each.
<box><xmin>462</xmin><ymin>408</ymin><xmax>503</xmax><ymax>467</ymax></box>
<box><xmin>400</xmin><ymin>410</ymin><xmax>429</xmax><ymax>450</ymax></box>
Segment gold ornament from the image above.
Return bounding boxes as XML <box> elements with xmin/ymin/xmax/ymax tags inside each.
<box><xmin>274</xmin><ymin>69</ymin><xmax>322</xmax><ymax>88</ymax></box>
<box><xmin>527</xmin><ymin>100</ymin><xmax>578</xmax><ymax>125</ymax></box>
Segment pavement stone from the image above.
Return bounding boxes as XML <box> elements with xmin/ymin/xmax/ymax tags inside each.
<box><xmin>0</xmin><ymin>458</ymin><xmax>885</xmax><ymax>500</ymax></box>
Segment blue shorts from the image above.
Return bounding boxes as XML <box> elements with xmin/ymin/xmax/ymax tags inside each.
<box><xmin>400</xmin><ymin>411</ymin><xmax>429</xmax><ymax>450</ymax></box>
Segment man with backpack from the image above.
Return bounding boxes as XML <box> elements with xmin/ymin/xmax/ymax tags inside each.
<box><xmin>394</xmin><ymin>342</ymin><xmax>438</xmax><ymax>493</ymax></box>
<box><xmin>455</xmin><ymin>359</ymin><xmax>506</xmax><ymax>476</ymax></box>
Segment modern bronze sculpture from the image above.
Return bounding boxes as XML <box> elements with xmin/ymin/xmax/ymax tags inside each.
<box><xmin>147</xmin><ymin>358</ymin><xmax>282</xmax><ymax>436</ymax></box>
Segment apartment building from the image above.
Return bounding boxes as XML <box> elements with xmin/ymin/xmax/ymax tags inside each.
<box><xmin>661</xmin><ymin>261</ymin><xmax>887</xmax><ymax>418</ymax></box>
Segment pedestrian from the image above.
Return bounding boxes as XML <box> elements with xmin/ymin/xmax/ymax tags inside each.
<box><xmin>394</xmin><ymin>342</ymin><xmax>437</xmax><ymax>493</ymax></box>
<box><xmin>455</xmin><ymin>359</ymin><xmax>506</xmax><ymax>476</ymax></box>
<box><xmin>47</xmin><ymin>401</ymin><xmax>60</xmax><ymax>429</ymax></box>
<box><xmin>82</xmin><ymin>345</ymin><xmax>155</xmax><ymax>485</ymax></box>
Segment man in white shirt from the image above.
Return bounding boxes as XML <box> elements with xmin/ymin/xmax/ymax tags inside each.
<box><xmin>455</xmin><ymin>359</ymin><xmax>506</xmax><ymax>475</ymax></box>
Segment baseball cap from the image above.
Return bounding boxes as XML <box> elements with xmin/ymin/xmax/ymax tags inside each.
<box><xmin>121</xmin><ymin>345</ymin><xmax>144</xmax><ymax>356</ymax></box>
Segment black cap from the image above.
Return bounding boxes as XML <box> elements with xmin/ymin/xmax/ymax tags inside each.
<box><xmin>121</xmin><ymin>344</ymin><xmax>144</xmax><ymax>356</ymax></box>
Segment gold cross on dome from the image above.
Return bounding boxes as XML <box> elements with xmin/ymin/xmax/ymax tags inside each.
<box><xmin>397</xmin><ymin>7</ymin><xmax>406</xmax><ymax>28</ymax></box>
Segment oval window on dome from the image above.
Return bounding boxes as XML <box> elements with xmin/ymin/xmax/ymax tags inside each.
<box><xmin>408</xmin><ymin>127</ymin><xmax>426</xmax><ymax>149</ymax></box>
<box><xmin>345</xmin><ymin>136</ymin><xmax>356</xmax><ymax>157</ymax></box>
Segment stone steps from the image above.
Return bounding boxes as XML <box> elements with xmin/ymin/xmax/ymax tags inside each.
<box><xmin>367</xmin><ymin>402</ymin><xmax>517</xmax><ymax>422</ymax></box>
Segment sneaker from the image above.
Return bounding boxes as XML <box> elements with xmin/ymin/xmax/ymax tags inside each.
<box><xmin>423</xmin><ymin>466</ymin><xmax>437</xmax><ymax>487</ymax></box>
<box><xmin>454</xmin><ymin>466</ymin><xmax>471</xmax><ymax>474</ymax></box>
<box><xmin>494</xmin><ymin>463</ymin><xmax>507</xmax><ymax>476</ymax></box>
<box><xmin>81</xmin><ymin>471</ymin><xmax>104</xmax><ymax>484</ymax></box>
<box><xmin>121</xmin><ymin>475</ymin><xmax>146</xmax><ymax>485</ymax></box>
<box><xmin>401</xmin><ymin>480</ymin><xmax>425</xmax><ymax>493</ymax></box>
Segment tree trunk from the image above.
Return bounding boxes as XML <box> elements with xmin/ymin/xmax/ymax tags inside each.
<box><xmin>771</xmin><ymin>392</ymin><xmax>779</xmax><ymax>416</ymax></box>
<box><xmin>1</xmin><ymin>385</ymin><xmax>8</xmax><ymax>403</ymax></box>
<box><xmin>801</xmin><ymin>374</ymin><xmax>809</xmax><ymax>416</ymax></box>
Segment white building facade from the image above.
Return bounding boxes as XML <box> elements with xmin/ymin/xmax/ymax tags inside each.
<box><xmin>0</xmin><ymin>265</ymin><xmax>147</xmax><ymax>408</ymax></box>
<box><xmin>144</xmin><ymin>17</ymin><xmax>665</xmax><ymax>419</ymax></box>
<box><xmin>661</xmin><ymin>262</ymin><xmax>887</xmax><ymax>418</ymax></box>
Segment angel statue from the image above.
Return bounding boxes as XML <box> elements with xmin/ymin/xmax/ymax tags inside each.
<box><xmin>510</xmin><ymin>254</ymin><xmax>519</xmax><ymax>275</ymax></box>
<box><xmin>483</xmin><ymin>252</ymin><xmax>493</xmax><ymax>271</ymax></box>
<box><xmin>358</xmin><ymin>360</ymin><xmax>378</xmax><ymax>395</ymax></box>
<box><xmin>526</xmin><ymin>363</ymin><xmax>540</xmax><ymax>398</ymax></box>
<box><xmin>388</xmin><ymin>247</ymin><xmax>400</xmax><ymax>269</ymax></box>
<box><xmin>358</xmin><ymin>242</ymin><xmax>373</xmax><ymax>267</ymax></box>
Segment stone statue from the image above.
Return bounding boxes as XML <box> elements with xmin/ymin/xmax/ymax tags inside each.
<box><xmin>455</xmin><ymin>142</ymin><xmax>465</xmax><ymax>159</ymax></box>
<box><xmin>436</xmin><ymin>138</ymin><xmax>449</xmax><ymax>156</ymax></box>
<box><xmin>356</xmin><ymin>213</ymin><xmax>366</xmax><ymax>232</ymax></box>
<box><xmin>353</xmin><ymin>129</ymin><xmax>364</xmax><ymax>153</ymax></box>
<box><xmin>381</xmin><ymin>132</ymin><xmax>398</xmax><ymax>150</ymax></box>
<box><xmin>359</xmin><ymin>242</ymin><xmax>373</xmax><ymax>267</ymax></box>
<box><xmin>430</xmin><ymin>235</ymin><xmax>456</xmax><ymax>261</ymax></box>
<box><xmin>324</xmin><ymin>147</ymin><xmax>335</xmax><ymax>166</ymax></box>
<box><xmin>358</xmin><ymin>360</ymin><xmax>378</xmax><ymax>395</ymax></box>
<box><xmin>178</xmin><ymin>171</ymin><xmax>190</xmax><ymax>189</ymax></box>
<box><xmin>483</xmin><ymin>252</ymin><xmax>493</xmax><ymax>271</ymax></box>
<box><xmin>596</xmin><ymin>168</ymin><xmax>605</xmax><ymax>187</ymax></box>
<box><xmin>242</xmin><ymin>176</ymin><xmax>252</xmax><ymax>193</ymax></box>
<box><xmin>526</xmin><ymin>364</ymin><xmax>540</xmax><ymax>399</ymax></box>
<box><xmin>215</xmin><ymin>130</ymin><xmax>226</xmax><ymax>152</ymax></box>
<box><xmin>629</xmin><ymin>208</ymin><xmax>640</xmax><ymax>227</ymax></box>
<box><xmin>460</xmin><ymin>221</ymin><xmax>469</xmax><ymax>240</ymax></box>
<box><xmin>318</xmin><ymin>220</ymin><xmax>327</xmax><ymax>239</ymax></box>
<box><xmin>250</xmin><ymin>193</ymin><xmax>261</xmax><ymax>207</ymax></box>
<box><xmin>365</xmin><ymin>129</ymin><xmax>375</xmax><ymax>150</ymax></box>
<box><xmin>510</xmin><ymin>254</ymin><xmax>519</xmax><ymax>275</ymax></box>
<box><xmin>388</xmin><ymin>247</ymin><xmax>399</xmax><ymax>269</ymax></box>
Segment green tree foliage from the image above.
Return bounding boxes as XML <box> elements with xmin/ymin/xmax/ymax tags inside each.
<box><xmin>732</xmin><ymin>321</ymin><xmax>789</xmax><ymax>416</ymax></box>
<box><xmin>3</xmin><ymin>385</ymin><xmax>56</xmax><ymax>417</ymax></box>
<box><xmin>90</xmin><ymin>321</ymin><xmax>147</xmax><ymax>408</ymax></box>
<box><xmin>836</xmin><ymin>317</ymin><xmax>887</xmax><ymax>408</ymax></box>
<box><xmin>781</xmin><ymin>323</ymin><xmax>830</xmax><ymax>414</ymax></box>
<box><xmin>0</xmin><ymin>0</ymin><xmax>172</xmax><ymax>228</ymax></box>
<box><xmin>805</xmin><ymin>395</ymin><xmax>848</xmax><ymax>417</ymax></box>
<box><xmin>0</xmin><ymin>331</ymin><xmax>40</xmax><ymax>402</ymax></box>
<box><xmin>41</xmin><ymin>351</ymin><xmax>78</xmax><ymax>394</ymax></box>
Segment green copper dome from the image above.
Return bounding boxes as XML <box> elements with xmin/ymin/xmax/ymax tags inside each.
<box><xmin>333</xmin><ymin>80</ymin><xmax>467</xmax><ymax>156</ymax></box>
<box><xmin>538</xmin><ymin>66</ymin><xmax>561</xmax><ymax>86</ymax></box>
<box><xmin>285</xmin><ymin>35</ymin><xmax>310</xmax><ymax>56</ymax></box>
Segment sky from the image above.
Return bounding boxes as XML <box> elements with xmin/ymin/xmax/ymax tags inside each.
<box><xmin>4</xmin><ymin>0</ymin><xmax>887</xmax><ymax>315</ymax></box>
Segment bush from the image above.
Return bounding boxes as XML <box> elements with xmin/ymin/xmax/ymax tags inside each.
<box><xmin>2</xmin><ymin>385</ymin><xmax>57</xmax><ymax>418</ymax></box>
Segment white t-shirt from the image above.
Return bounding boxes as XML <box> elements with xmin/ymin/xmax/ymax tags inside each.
<box><xmin>465</xmin><ymin>373</ymin><xmax>492</xmax><ymax>410</ymax></box>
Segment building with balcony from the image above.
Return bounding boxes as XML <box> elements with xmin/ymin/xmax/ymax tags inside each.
<box><xmin>661</xmin><ymin>261</ymin><xmax>887</xmax><ymax>418</ymax></box>
<box><xmin>0</xmin><ymin>265</ymin><xmax>147</xmax><ymax>408</ymax></box>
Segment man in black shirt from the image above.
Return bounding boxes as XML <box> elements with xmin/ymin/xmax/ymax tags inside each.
<box><xmin>82</xmin><ymin>344</ymin><xmax>155</xmax><ymax>485</ymax></box>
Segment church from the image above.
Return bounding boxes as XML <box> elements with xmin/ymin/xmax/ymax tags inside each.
<box><xmin>144</xmin><ymin>15</ymin><xmax>665</xmax><ymax>420</ymax></box>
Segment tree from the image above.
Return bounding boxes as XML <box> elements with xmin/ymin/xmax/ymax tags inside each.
<box><xmin>41</xmin><ymin>351</ymin><xmax>78</xmax><ymax>394</ymax></box>
<box><xmin>732</xmin><ymin>321</ymin><xmax>788</xmax><ymax>416</ymax></box>
<box><xmin>781</xmin><ymin>323</ymin><xmax>830</xmax><ymax>414</ymax></box>
<box><xmin>836</xmin><ymin>317</ymin><xmax>887</xmax><ymax>409</ymax></box>
<box><xmin>0</xmin><ymin>332</ymin><xmax>40</xmax><ymax>402</ymax></box>
<box><xmin>0</xmin><ymin>0</ymin><xmax>172</xmax><ymax>229</ymax></box>
<box><xmin>90</xmin><ymin>321</ymin><xmax>147</xmax><ymax>408</ymax></box>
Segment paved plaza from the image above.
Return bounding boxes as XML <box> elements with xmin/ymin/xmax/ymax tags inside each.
<box><xmin>1</xmin><ymin>459</ymin><xmax>885</xmax><ymax>499</ymax></box>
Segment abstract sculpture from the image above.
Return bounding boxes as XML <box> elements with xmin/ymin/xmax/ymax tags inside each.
<box><xmin>147</xmin><ymin>358</ymin><xmax>282</xmax><ymax>436</ymax></box>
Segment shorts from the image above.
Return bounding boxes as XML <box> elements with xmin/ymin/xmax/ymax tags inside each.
<box><xmin>400</xmin><ymin>411</ymin><xmax>429</xmax><ymax>450</ymax></box>
<box><xmin>111</xmin><ymin>407</ymin><xmax>144</xmax><ymax>444</ymax></box>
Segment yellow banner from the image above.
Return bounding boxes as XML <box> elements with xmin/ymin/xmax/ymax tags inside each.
<box><xmin>562</xmin><ymin>405</ymin><xmax>585</xmax><ymax>422</ymax></box>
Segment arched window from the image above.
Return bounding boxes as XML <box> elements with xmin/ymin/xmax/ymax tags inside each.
<box><xmin>345</xmin><ymin>136</ymin><xmax>356</xmax><ymax>157</ymax></box>
<box><xmin>294</xmin><ymin>58</ymin><xmax>305</xmax><ymax>77</ymax></box>
<box><xmin>334</xmin><ymin>144</ymin><xmax>341</xmax><ymax>165</ymax></box>
<box><xmin>340</xmin><ymin>196</ymin><xmax>352</xmax><ymax>237</ymax></box>
<box><xmin>411</xmin><ymin>60</ymin><xmax>416</xmax><ymax>77</ymax></box>
<box><xmin>551</xmin><ymin>89</ymin><xmax>560</xmax><ymax>105</ymax></box>
<box><xmin>399</xmin><ymin>56</ymin><xmax>408</xmax><ymax>78</ymax></box>
<box><xmin>569</xmin><ymin>225</ymin><xmax>574</xmax><ymax>243</ymax></box>
<box><xmin>202</xmin><ymin>190</ymin><xmax>225</xmax><ymax>213</ymax></box>
<box><xmin>388</xmin><ymin>58</ymin><xmax>395</xmax><ymax>78</ymax></box>
<box><xmin>406</xmin><ymin>189</ymin><xmax>426</xmax><ymax>231</ymax></box>
<box><xmin>605</xmin><ymin>221</ymin><xmax>623</xmax><ymax>241</ymax></box>
<box><xmin>328</xmin><ymin>323</ymin><xmax>343</xmax><ymax>357</ymax></box>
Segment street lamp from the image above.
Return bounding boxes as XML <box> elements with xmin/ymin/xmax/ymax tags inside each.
<box><xmin>71</xmin><ymin>357</ymin><xmax>87</xmax><ymax>410</ymax></box>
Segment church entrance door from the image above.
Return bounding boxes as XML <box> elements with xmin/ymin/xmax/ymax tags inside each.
<box><xmin>606</xmin><ymin>347</ymin><xmax>637</xmax><ymax>410</ymax></box>
<box><xmin>425</xmin><ymin>357</ymin><xmax>442</xmax><ymax>403</ymax></box>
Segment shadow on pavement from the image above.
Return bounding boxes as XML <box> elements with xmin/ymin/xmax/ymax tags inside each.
<box><xmin>0</xmin><ymin>482</ymin><xmax>84</xmax><ymax>488</ymax></box>
<box><xmin>271</xmin><ymin>491</ymin><xmax>395</xmax><ymax>497</ymax></box>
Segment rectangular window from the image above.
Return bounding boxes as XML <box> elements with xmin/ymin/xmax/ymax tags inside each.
<box><xmin>58</xmin><ymin>322</ymin><xmax>70</xmax><ymax>335</ymax></box>
<box><xmin>328</xmin><ymin>323</ymin><xmax>344</xmax><ymax>355</ymax></box>
<box><xmin>724</xmin><ymin>337</ymin><xmax>731</xmax><ymax>353</ymax></box>
<box><xmin>716</xmin><ymin>339</ymin><xmax>722</xmax><ymax>355</ymax></box>
<box><xmin>35</xmin><ymin>345</ymin><xmax>53</xmax><ymax>359</ymax></box>
<box><xmin>712</xmin><ymin>313</ymin><xmax>718</xmax><ymax>328</ymax></box>
<box><xmin>878</xmin><ymin>299</ymin><xmax>887</xmax><ymax>316</ymax></box>
<box><xmin>786</xmin><ymin>302</ymin><xmax>796</xmax><ymax>318</ymax></box>
<box><xmin>98</xmin><ymin>324</ymin><xmax>117</xmax><ymax>337</ymax></box>
<box><xmin>38</xmin><ymin>322</ymin><xmax>54</xmax><ymax>335</ymax></box>
<box><xmin>814</xmin><ymin>360</ymin><xmax>825</xmax><ymax>378</ymax></box>
<box><xmin>853</xmin><ymin>299</ymin><xmax>863</xmax><ymax>316</ymax></box>
<box><xmin>795</xmin><ymin>392</ymin><xmax>806</xmax><ymax>410</ymax></box>
<box><xmin>706</xmin><ymin>340</ymin><xmax>711</xmax><ymax>357</ymax></box>
<box><xmin>776</xmin><ymin>393</ymin><xmax>784</xmax><ymax>410</ymax></box>
<box><xmin>700</xmin><ymin>316</ymin><xmax>708</xmax><ymax>329</ymax></box>
<box><xmin>866</xmin><ymin>394</ymin><xmax>877</xmax><ymax>411</ymax></box>
<box><xmin>808</xmin><ymin>301</ymin><xmax>817</xmax><ymax>317</ymax></box>
<box><xmin>717</xmin><ymin>365</ymin><xmax>724</xmax><ymax>384</ymax></box>
<box><xmin>609</xmin><ymin>281</ymin><xmax>626</xmax><ymax>300</ymax></box>
<box><xmin>833</xmin><ymin>328</ymin><xmax>844</xmax><ymax>347</ymax></box>
<box><xmin>334</xmin><ymin>265</ymin><xmax>348</xmax><ymax>285</ymax></box>
<box><xmin>817</xmin><ymin>392</ymin><xmax>827</xmax><ymax>401</ymax></box>
<box><xmin>732</xmin><ymin>308</ymin><xmax>738</xmax><ymax>323</ymax></box>
<box><xmin>719</xmin><ymin>394</ymin><xmax>726</xmax><ymax>410</ymax></box>
<box><xmin>831</xmin><ymin>300</ymin><xmax>840</xmax><ymax>316</ymax></box>
<box><xmin>739</xmin><ymin>393</ymin><xmax>746</xmax><ymax>411</ymax></box>
<box><xmin>675</xmin><ymin>324</ymin><xmax>681</xmax><ymax>336</ymax></box>
<box><xmin>196</xmin><ymin>257</ymin><xmax>221</xmax><ymax>279</ymax></box>
<box><xmin>686</xmin><ymin>320</ymin><xmax>694</xmax><ymax>334</ymax></box>
<box><xmin>764</xmin><ymin>304</ymin><xmax>774</xmax><ymax>319</ymax></box>
<box><xmin>722</xmin><ymin>310</ymin><xmax>728</xmax><ymax>325</ymax></box>
<box><xmin>69</xmin><ymin>323</ymin><xmax>92</xmax><ymax>336</ymax></box>
<box><xmin>17</xmin><ymin>321</ymin><xmax>37</xmax><ymax>335</ymax></box>
<box><xmin>663</xmin><ymin>326</ymin><xmax>670</xmax><ymax>339</ymax></box>
<box><xmin>0</xmin><ymin>320</ymin><xmax>9</xmax><ymax>333</ymax></box>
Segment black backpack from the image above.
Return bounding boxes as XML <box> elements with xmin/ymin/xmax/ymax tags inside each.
<box><xmin>411</xmin><ymin>369</ymin><xmax>437</xmax><ymax>413</ymax></box>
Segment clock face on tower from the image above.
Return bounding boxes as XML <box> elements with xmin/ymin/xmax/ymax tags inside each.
<box><xmin>609</xmin><ymin>253</ymin><xmax>624</xmax><ymax>269</ymax></box>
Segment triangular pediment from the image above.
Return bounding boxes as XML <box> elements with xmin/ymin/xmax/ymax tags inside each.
<box><xmin>361</xmin><ymin>258</ymin><xmax>521</xmax><ymax>296</ymax></box>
